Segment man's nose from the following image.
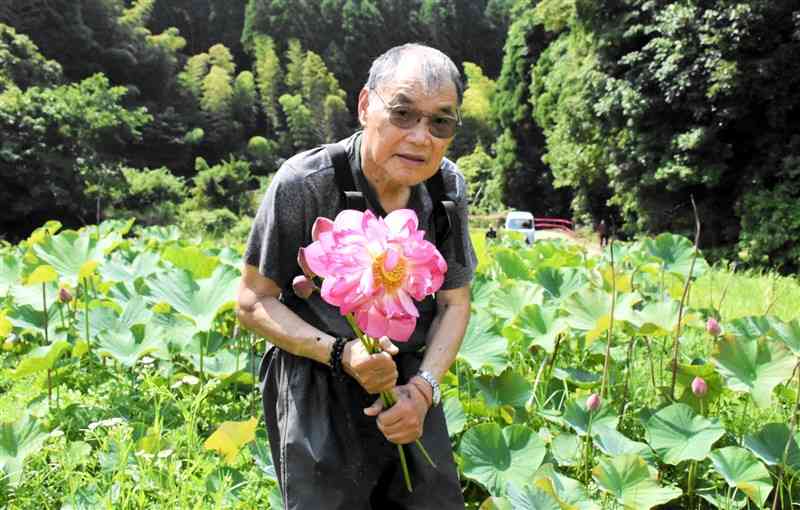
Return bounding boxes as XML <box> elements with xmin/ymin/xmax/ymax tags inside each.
<box><xmin>405</xmin><ymin>116</ymin><xmax>433</xmax><ymax>144</ymax></box>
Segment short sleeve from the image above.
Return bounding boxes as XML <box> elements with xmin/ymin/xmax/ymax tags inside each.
<box><xmin>243</xmin><ymin>163</ymin><xmax>310</xmax><ymax>290</ymax></box>
<box><xmin>439</xmin><ymin>167</ymin><xmax>478</xmax><ymax>291</ymax></box>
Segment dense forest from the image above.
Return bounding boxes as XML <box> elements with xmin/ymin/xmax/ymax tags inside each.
<box><xmin>1</xmin><ymin>0</ymin><xmax>799</xmax><ymax>272</ymax></box>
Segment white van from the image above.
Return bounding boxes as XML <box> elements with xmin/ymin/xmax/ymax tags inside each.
<box><xmin>504</xmin><ymin>211</ymin><xmax>535</xmax><ymax>244</ymax></box>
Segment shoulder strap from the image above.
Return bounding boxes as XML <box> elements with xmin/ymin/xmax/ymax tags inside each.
<box><xmin>425</xmin><ymin>171</ymin><xmax>466</xmax><ymax>266</ymax></box>
<box><xmin>325</xmin><ymin>143</ymin><xmax>367</xmax><ymax>211</ymax></box>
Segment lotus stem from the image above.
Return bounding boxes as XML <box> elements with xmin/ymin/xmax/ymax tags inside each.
<box><xmin>83</xmin><ymin>278</ymin><xmax>91</xmax><ymax>358</ymax></box>
<box><xmin>600</xmin><ymin>238</ymin><xmax>616</xmax><ymax>401</ymax></box>
<box><xmin>584</xmin><ymin>409</ymin><xmax>594</xmax><ymax>484</ymax></box>
<box><xmin>344</xmin><ymin>313</ymin><xmax>437</xmax><ymax>490</ymax></box>
<box><xmin>670</xmin><ymin>195</ymin><xmax>700</xmax><ymax>401</ymax></box>
<box><xmin>41</xmin><ymin>283</ymin><xmax>49</xmax><ymax>344</ymax></box>
<box><xmin>717</xmin><ymin>262</ymin><xmax>737</xmax><ymax>317</ymax></box>
<box><xmin>41</xmin><ymin>282</ymin><xmax>53</xmax><ymax>407</ymax></box>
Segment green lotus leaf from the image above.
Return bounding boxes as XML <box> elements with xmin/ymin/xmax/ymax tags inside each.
<box><xmin>592</xmin><ymin>425</ymin><xmax>656</xmax><ymax>464</ymax></box>
<box><xmin>161</xmin><ymin>245</ymin><xmax>219</xmax><ymax>279</ymax></box>
<box><xmin>494</xmin><ymin>248</ymin><xmax>531</xmax><ymax>281</ymax></box>
<box><xmin>250</xmin><ymin>432</ymin><xmax>276</xmax><ymax>481</ymax></box>
<box><xmin>151</xmin><ymin>312</ymin><xmax>199</xmax><ymax>352</ymax></box>
<box><xmin>563</xmin><ymin>398</ymin><xmax>619</xmax><ymax>436</ymax></box>
<box><xmin>477</xmin><ymin>496</ymin><xmax>512</xmax><ymax>510</ymax></box>
<box><xmin>644</xmin><ymin>403</ymin><xmax>724</xmax><ymax>464</ymax></box>
<box><xmin>460</xmin><ymin>423</ymin><xmax>546</xmax><ymax>497</ymax></box>
<box><xmin>675</xmin><ymin>362</ymin><xmax>724</xmax><ymax>413</ymax></box>
<box><xmin>188</xmin><ymin>348</ymin><xmax>254</xmax><ymax>381</ymax></box>
<box><xmin>725</xmin><ymin>315</ymin><xmax>773</xmax><ymax>341</ymax></box>
<box><xmin>7</xmin><ymin>303</ymin><xmax>67</xmax><ymax>342</ymax></box>
<box><xmin>31</xmin><ymin>230</ymin><xmax>105</xmax><ymax>286</ymax></box>
<box><xmin>96</xmin><ymin>324</ymin><xmax>165</xmax><ymax>368</ymax></box>
<box><xmin>442</xmin><ymin>394</ymin><xmax>466</xmax><ymax>436</ymax></box>
<box><xmin>457</xmin><ymin>311</ymin><xmax>509</xmax><ymax>374</ymax></box>
<box><xmin>0</xmin><ymin>254</ymin><xmax>22</xmax><ymax>297</ymax></box>
<box><xmin>708</xmin><ymin>446</ymin><xmax>772</xmax><ymax>508</ymax></box>
<box><xmin>9</xmin><ymin>281</ymin><xmax>60</xmax><ymax>311</ymax></box>
<box><xmin>743</xmin><ymin>423</ymin><xmax>800</xmax><ymax>471</ymax></box>
<box><xmin>633</xmin><ymin>299</ymin><xmax>681</xmax><ymax>336</ymax></box>
<box><xmin>144</xmin><ymin>264</ymin><xmax>240</xmax><ymax>332</ymax></box>
<box><xmin>0</xmin><ymin>414</ymin><xmax>49</xmax><ymax>487</ymax></box>
<box><xmin>712</xmin><ymin>334</ymin><xmax>795</xmax><ymax>408</ymax></box>
<box><xmin>592</xmin><ymin>454</ymin><xmax>683</xmax><ymax>509</ymax></box>
<box><xmin>768</xmin><ymin>317</ymin><xmax>800</xmax><ymax>356</ymax></box>
<box><xmin>11</xmin><ymin>340</ymin><xmax>71</xmax><ymax>378</ymax></box>
<box><xmin>77</xmin><ymin>295</ymin><xmax>153</xmax><ymax>352</ymax></box>
<box><xmin>503</xmin><ymin>304</ymin><xmax>565</xmax><ymax>353</ymax></box>
<box><xmin>527</xmin><ymin>242</ymin><xmax>584</xmax><ymax>269</ymax></box>
<box><xmin>552</xmin><ymin>367</ymin><xmax>601</xmax><ymax>389</ymax></box>
<box><xmin>491</xmin><ymin>282</ymin><xmax>544</xmax><ymax>324</ymax></box>
<box><xmin>564</xmin><ymin>288</ymin><xmax>612</xmax><ymax>343</ymax></box>
<box><xmin>696</xmin><ymin>482</ymin><xmax>748</xmax><ymax>510</ymax></box>
<box><xmin>532</xmin><ymin>463</ymin><xmax>600</xmax><ymax>509</ymax></box>
<box><xmin>534</xmin><ymin>267</ymin><xmax>586</xmax><ymax>303</ymax></box>
<box><xmin>506</xmin><ymin>483</ymin><xmax>561</xmax><ymax>510</ymax></box>
<box><xmin>472</xmin><ymin>278</ymin><xmax>502</xmax><ymax>310</ymax></box>
<box><xmin>476</xmin><ymin>369</ymin><xmax>532</xmax><ymax>410</ymax></box>
<box><xmin>551</xmin><ymin>433</ymin><xmax>580</xmax><ymax>466</ymax></box>
<box><xmin>101</xmin><ymin>250</ymin><xmax>161</xmax><ymax>282</ymax></box>
<box><xmin>643</xmin><ymin>233</ymin><xmax>709</xmax><ymax>279</ymax></box>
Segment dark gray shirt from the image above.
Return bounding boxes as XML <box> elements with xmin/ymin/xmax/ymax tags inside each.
<box><xmin>244</xmin><ymin>132</ymin><xmax>477</xmax><ymax>347</ymax></box>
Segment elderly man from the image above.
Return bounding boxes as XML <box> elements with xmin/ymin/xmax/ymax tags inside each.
<box><xmin>237</xmin><ymin>43</ymin><xmax>476</xmax><ymax>509</ymax></box>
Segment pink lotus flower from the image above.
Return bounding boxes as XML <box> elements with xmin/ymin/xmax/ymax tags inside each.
<box><xmin>691</xmin><ymin>376</ymin><xmax>708</xmax><ymax>397</ymax></box>
<box><xmin>586</xmin><ymin>393</ymin><xmax>601</xmax><ymax>412</ymax></box>
<box><xmin>302</xmin><ymin>209</ymin><xmax>447</xmax><ymax>342</ymax></box>
<box><xmin>706</xmin><ymin>318</ymin><xmax>721</xmax><ymax>336</ymax></box>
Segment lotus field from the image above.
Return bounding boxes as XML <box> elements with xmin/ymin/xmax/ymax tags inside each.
<box><xmin>1</xmin><ymin>220</ymin><xmax>800</xmax><ymax>509</ymax></box>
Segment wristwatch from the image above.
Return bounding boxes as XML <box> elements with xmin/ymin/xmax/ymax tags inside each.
<box><xmin>416</xmin><ymin>370</ymin><xmax>441</xmax><ymax>406</ymax></box>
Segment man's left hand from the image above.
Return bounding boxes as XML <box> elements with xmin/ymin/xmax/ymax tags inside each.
<box><xmin>363</xmin><ymin>383</ymin><xmax>429</xmax><ymax>444</ymax></box>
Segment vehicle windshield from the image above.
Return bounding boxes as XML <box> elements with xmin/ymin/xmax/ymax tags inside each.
<box><xmin>507</xmin><ymin>218</ymin><xmax>533</xmax><ymax>229</ymax></box>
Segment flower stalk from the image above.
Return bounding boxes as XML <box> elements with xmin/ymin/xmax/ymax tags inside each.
<box><xmin>345</xmin><ymin>313</ymin><xmax>436</xmax><ymax>492</ymax></box>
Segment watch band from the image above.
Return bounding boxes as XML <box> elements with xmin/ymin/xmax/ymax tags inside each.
<box><xmin>416</xmin><ymin>370</ymin><xmax>441</xmax><ymax>406</ymax></box>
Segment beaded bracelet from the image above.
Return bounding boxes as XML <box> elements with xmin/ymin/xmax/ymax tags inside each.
<box><xmin>329</xmin><ymin>337</ymin><xmax>348</xmax><ymax>379</ymax></box>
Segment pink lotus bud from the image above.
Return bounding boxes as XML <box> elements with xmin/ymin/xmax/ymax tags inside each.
<box><xmin>691</xmin><ymin>377</ymin><xmax>708</xmax><ymax>397</ymax></box>
<box><xmin>586</xmin><ymin>393</ymin><xmax>601</xmax><ymax>412</ymax></box>
<box><xmin>58</xmin><ymin>287</ymin><xmax>73</xmax><ymax>303</ymax></box>
<box><xmin>297</xmin><ymin>248</ymin><xmax>316</xmax><ymax>278</ymax></box>
<box><xmin>292</xmin><ymin>275</ymin><xmax>317</xmax><ymax>299</ymax></box>
<box><xmin>706</xmin><ymin>318</ymin><xmax>721</xmax><ymax>336</ymax></box>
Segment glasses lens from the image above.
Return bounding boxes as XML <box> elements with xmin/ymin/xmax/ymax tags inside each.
<box><xmin>429</xmin><ymin>116</ymin><xmax>458</xmax><ymax>138</ymax></box>
<box><xmin>389</xmin><ymin>108</ymin><xmax>421</xmax><ymax>129</ymax></box>
<box><xmin>387</xmin><ymin>106</ymin><xmax>458</xmax><ymax>139</ymax></box>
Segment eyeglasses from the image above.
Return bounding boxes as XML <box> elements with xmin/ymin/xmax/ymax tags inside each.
<box><xmin>371</xmin><ymin>90</ymin><xmax>461</xmax><ymax>139</ymax></box>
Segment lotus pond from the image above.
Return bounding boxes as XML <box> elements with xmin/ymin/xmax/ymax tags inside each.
<box><xmin>1</xmin><ymin>220</ymin><xmax>799</xmax><ymax>509</ymax></box>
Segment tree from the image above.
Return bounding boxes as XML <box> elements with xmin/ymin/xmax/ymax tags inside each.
<box><xmin>249</xmin><ymin>34</ymin><xmax>282</xmax><ymax>130</ymax></box>
<box><xmin>0</xmin><ymin>73</ymin><xmax>150</xmax><ymax>238</ymax></box>
<box><xmin>531</xmin><ymin>0</ymin><xmax>800</xmax><ymax>269</ymax></box>
<box><xmin>490</xmin><ymin>0</ymin><xmax>571</xmax><ymax>217</ymax></box>
<box><xmin>456</xmin><ymin>144</ymin><xmax>502</xmax><ymax>214</ymax></box>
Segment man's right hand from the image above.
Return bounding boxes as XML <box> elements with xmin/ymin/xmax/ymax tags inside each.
<box><xmin>342</xmin><ymin>336</ymin><xmax>399</xmax><ymax>394</ymax></box>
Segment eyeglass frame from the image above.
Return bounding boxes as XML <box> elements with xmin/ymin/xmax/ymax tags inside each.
<box><xmin>369</xmin><ymin>88</ymin><xmax>462</xmax><ymax>139</ymax></box>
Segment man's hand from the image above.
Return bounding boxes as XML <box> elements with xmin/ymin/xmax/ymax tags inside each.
<box><xmin>342</xmin><ymin>336</ymin><xmax>399</xmax><ymax>394</ymax></box>
<box><xmin>363</xmin><ymin>383</ymin><xmax>429</xmax><ymax>444</ymax></box>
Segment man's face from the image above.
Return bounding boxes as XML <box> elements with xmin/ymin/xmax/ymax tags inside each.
<box><xmin>358</xmin><ymin>57</ymin><xmax>459</xmax><ymax>189</ymax></box>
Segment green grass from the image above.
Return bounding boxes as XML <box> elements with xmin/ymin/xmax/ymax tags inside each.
<box><xmin>690</xmin><ymin>265</ymin><xmax>800</xmax><ymax>322</ymax></box>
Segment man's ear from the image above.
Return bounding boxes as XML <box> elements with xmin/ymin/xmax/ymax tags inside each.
<box><xmin>357</xmin><ymin>87</ymin><xmax>370</xmax><ymax>127</ymax></box>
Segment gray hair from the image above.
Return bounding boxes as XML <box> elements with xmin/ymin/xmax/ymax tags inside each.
<box><xmin>366</xmin><ymin>43</ymin><xmax>463</xmax><ymax>106</ymax></box>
